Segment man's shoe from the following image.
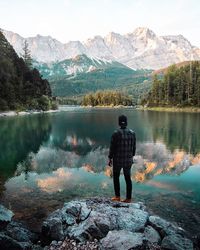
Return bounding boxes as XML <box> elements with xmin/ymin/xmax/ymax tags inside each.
<box><xmin>121</xmin><ymin>198</ymin><xmax>132</xmax><ymax>203</ymax></box>
<box><xmin>111</xmin><ymin>196</ymin><xmax>121</xmax><ymax>201</ymax></box>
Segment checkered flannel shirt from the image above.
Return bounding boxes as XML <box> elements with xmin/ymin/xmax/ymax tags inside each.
<box><xmin>109</xmin><ymin>128</ymin><xmax>136</xmax><ymax>168</ymax></box>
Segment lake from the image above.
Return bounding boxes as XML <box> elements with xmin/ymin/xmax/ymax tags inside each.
<box><xmin>0</xmin><ymin>106</ymin><xmax>200</xmax><ymax>236</ymax></box>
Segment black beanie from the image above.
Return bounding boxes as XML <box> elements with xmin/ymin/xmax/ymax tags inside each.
<box><xmin>118</xmin><ymin>115</ymin><xmax>127</xmax><ymax>127</ymax></box>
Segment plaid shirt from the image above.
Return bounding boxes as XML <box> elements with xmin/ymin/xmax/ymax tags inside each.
<box><xmin>109</xmin><ymin>128</ymin><xmax>136</xmax><ymax>168</ymax></box>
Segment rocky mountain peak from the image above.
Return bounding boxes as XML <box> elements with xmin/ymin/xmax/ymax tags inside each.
<box><xmin>2</xmin><ymin>27</ymin><xmax>200</xmax><ymax>69</ymax></box>
<box><xmin>132</xmin><ymin>27</ymin><xmax>156</xmax><ymax>39</ymax></box>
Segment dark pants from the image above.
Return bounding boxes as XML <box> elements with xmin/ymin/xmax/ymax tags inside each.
<box><xmin>113</xmin><ymin>166</ymin><xmax>132</xmax><ymax>199</ymax></box>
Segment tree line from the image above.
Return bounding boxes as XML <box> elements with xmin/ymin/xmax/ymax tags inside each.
<box><xmin>0</xmin><ymin>31</ymin><xmax>57</xmax><ymax>111</ymax></box>
<box><xmin>141</xmin><ymin>61</ymin><xmax>200</xmax><ymax>107</ymax></box>
<box><xmin>82</xmin><ymin>90</ymin><xmax>133</xmax><ymax>106</ymax></box>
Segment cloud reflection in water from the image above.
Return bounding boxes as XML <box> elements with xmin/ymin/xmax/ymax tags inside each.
<box><xmin>15</xmin><ymin>141</ymin><xmax>200</xmax><ymax>185</ymax></box>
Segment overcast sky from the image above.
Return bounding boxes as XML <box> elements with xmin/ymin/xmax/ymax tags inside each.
<box><xmin>0</xmin><ymin>0</ymin><xmax>199</xmax><ymax>46</ymax></box>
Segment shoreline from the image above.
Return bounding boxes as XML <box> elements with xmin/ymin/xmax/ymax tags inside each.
<box><xmin>0</xmin><ymin>109</ymin><xmax>59</xmax><ymax>118</ymax></box>
<box><xmin>138</xmin><ymin>106</ymin><xmax>200</xmax><ymax>113</ymax></box>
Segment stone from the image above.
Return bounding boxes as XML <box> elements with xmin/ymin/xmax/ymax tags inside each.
<box><xmin>149</xmin><ymin>215</ymin><xmax>185</xmax><ymax>237</ymax></box>
<box><xmin>61</xmin><ymin>201</ymin><xmax>92</xmax><ymax>227</ymax></box>
<box><xmin>117</xmin><ymin>207</ymin><xmax>148</xmax><ymax>232</ymax></box>
<box><xmin>6</xmin><ymin>221</ymin><xmax>37</xmax><ymax>243</ymax></box>
<box><xmin>0</xmin><ymin>232</ymin><xmax>23</xmax><ymax>250</ymax></box>
<box><xmin>68</xmin><ymin>211</ymin><xmax>111</xmax><ymax>242</ymax></box>
<box><xmin>144</xmin><ymin>225</ymin><xmax>161</xmax><ymax>244</ymax></box>
<box><xmin>0</xmin><ymin>205</ymin><xmax>14</xmax><ymax>229</ymax></box>
<box><xmin>42</xmin><ymin>217</ymin><xmax>64</xmax><ymax>243</ymax></box>
<box><xmin>161</xmin><ymin>234</ymin><xmax>193</xmax><ymax>250</ymax></box>
<box><xmin>100</xmin><ymin>230</ymin><xmax>144</xmax><ymax>250</ymax></box>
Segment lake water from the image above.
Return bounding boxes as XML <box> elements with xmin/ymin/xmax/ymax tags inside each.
<box><xmin>0</xmin><ymin>106</ymin><xmax>200</xmax><ymax>236</ymax></box>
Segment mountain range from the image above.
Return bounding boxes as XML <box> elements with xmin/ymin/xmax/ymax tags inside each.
<box><xmin>2</xmin><ymin>27</ymin><xmax>200</xmax><ymax>70</ymax></box>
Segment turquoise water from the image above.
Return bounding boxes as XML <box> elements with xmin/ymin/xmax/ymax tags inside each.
<box><xmin>0</xmin><ymin>107</ymin><xmax>200</xmax><ymax>234</ymax></box>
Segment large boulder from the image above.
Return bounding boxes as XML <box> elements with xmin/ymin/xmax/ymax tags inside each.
<box><xmin>100</xmin><ymin>230</ymin><xmax>144</xmax><ymax>250</ymax></box>
<box><xmin>0</xmin><ymin>205</ymin><xmax>14</xmax><ymax>229</ymax></box>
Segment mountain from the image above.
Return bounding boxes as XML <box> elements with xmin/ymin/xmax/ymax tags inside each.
<box><xmin>2</xmin><ymin>27</ymin><xmax>200</xmax><ymax>69</ymax></box>
<box><xmin>36</xmin><ymin>54</ymin><xmax>151</xmax><ymax>97</ymax></box>
<box><xmin>35</xmin><ymin>54</ymin><xmax>126</xmax><ymax>80</ymax></box>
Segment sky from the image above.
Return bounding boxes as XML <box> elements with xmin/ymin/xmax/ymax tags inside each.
<box><xmin>0</xmin><ymin>0</ymin><xmax>199</xmax><ymax>46</ymax></box>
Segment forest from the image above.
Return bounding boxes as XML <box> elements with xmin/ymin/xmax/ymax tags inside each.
<box><xmin>82</xmin><ymin>90</ymin><xmax>133</xmax><ymax>106</ymax></box>
<box><xmin>142</xmin><ymin>61</ymin><xmax>200</xmax><ymax>107</ymax></box>
<box><xmin>0</xmin><ymin>31</ymin><xmax>57</xmax><ymax>111</ymax></box>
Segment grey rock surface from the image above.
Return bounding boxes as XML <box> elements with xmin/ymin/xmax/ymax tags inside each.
<box><xmin>100</xmin><ymin>230</ymin><xmax>144</xmax><ymax>250</ymax></box>
<box><xmin>144</xmin><ymin>225</ymin><xmax>161</xmax><ymax>244</ymax></box>
<box><xmin>161</xmin><ymin>234</ymin><xmax>194</xmax><ymax>250</ymax></box>
<box><xmin>0</xmin><ymin>205</ymin><xmax>14</xmax><ymax>229</ymax></box>
<box><xmin>149</xmin><ymin>215</ymin><xmax>185</xmax><ymax>237</ymax></box>
<box><xmin>6</xmin><ymin>221</ymin><xmax>37</xmax><ymax>243</ymax></box>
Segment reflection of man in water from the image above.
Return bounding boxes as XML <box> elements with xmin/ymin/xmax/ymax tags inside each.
<box><xmin>108</xmin><ymin>115</ymin><xmax>136</xmax><ymax>203</ymax></box>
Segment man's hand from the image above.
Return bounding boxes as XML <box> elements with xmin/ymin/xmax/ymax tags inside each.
<box><xmin>108</xmin><ymin>158</ymin><xmax>113</xmax><ymax>167</ymax></box>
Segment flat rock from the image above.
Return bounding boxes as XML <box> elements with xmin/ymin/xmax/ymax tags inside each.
<box><xmin>161</xmin><ymin>234</ymin><xmax>193</xmax><ymax>250</ymax></box>
<box><xmin>100</xmin><ymin>230</ymin><xmax>144</xmax><ymax>250</ymax></box>
<box><xmin>117</xmin><ymin>207</ymin><xmax>148</xmax><ymax>232</ymax></box>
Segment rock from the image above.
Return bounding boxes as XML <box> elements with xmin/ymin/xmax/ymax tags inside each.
<box><xmin>41</xmin><ymin>198</ymin><xmax>194</xmax><ymax>249</ymax></box>
<box><xmin>117</xmin><ymin>207</ymin><xmax>148</xmax><ymax>232</ymax></box>
<box><xmin>0</xmin><ymin>205</ymin><xmax>14</xmax><ymax>229</ymax></box>
<box><xmin>42</xmin><ymin>217</ymin><xmax>64</xmax><ymax>243</ymax></box>
<box><xmin>144</xmin><ymin>225</ymin><xmax>161</xmax><ymax>244</ymax></box>
<box><xmin>62</xmin><ymin>201</ymin><xmax>91</xmax><ymax>225</ymax></box>
<box><xmin>100</xmin><ymin>230</ymin><xmax>144</xmax><ymax>250</ymax></box>
<box><xmin>0</xmin><ymin>232</ymin><xmax>23</xmax><ymax>250</ymax></box>
<box><xmin>149</xmin><ymin>215</ymin><xmax>185</xmax><ymax>237</ymax></box>
<box><xmin>68</xmin><ymin>211</ymin><xmax>110</xmax><ymax>242</ymax></box>
<box><xmin>6</xmin><ymin>221</ymin><xmax>37</xmax><ymax>243</ymax></box>
<box><xmin>161</xmin><ymin>234</ymin><xmax>193</xmax><ymax>250</ymax></box>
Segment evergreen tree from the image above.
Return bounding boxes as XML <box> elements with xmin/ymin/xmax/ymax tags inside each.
<box><xmin>22</xmin><ymin>40</ymin><xmax>32</xmax><ymax>69</ymax></box>
<box><xmin>143</xmin><ymin>61</ymin><xmax>200</xmax><ymax>108</ymax></box>
<box><xmin>0</xmin><ymin>31</ymin><xmax>53</xmax><ymax>111</ymax></box>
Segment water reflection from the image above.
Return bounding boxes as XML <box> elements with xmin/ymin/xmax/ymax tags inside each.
<box><xmin>0</xmin><ymin>115</ymin><xmax>52</xmax><ymax>178</ymax></box>
<box><xmin>0</xmin><ymin>108</ymin><xmax>200</xmax><ymax>235</ymax></box>
<box><xmin>15</xmin><ymin>141</ymin><xmax>200</xmax><ymax>184</ymax></box>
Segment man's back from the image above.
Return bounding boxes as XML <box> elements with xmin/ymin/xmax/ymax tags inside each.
<box><xmin>109</xmin><ymin>128</ymin><xmax>136</xmax><ymax>167</ymax></box>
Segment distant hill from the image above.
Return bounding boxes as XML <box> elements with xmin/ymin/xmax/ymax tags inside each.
<box><xmin>35</xmin><ymin>54</ymin><xmax>152</xmax><ymax>98</ymax></box>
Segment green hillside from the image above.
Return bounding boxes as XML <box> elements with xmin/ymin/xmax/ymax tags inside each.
<box><xmin>0</xmin><ymin>30</ymin><xmax>53</xmax><ymax>111</ymax></box>
<box><xmin>35</xmin><ymin>55</ymin><xmax>152</xmax><ymax>99</ymax></box>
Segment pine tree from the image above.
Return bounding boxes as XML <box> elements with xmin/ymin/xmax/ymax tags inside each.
<box><xmin>22</xmin><ymin>40</ymin><xmax>32</xmax><ymax>69</ymax></box>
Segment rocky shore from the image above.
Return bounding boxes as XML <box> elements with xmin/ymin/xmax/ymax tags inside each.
<box><xmin>0</xmin><ymin>198</ymin><xmax>198</xmax><ymax>250</ymax></box>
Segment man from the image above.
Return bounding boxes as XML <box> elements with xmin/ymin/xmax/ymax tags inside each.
<box><xmin>108</xmin><ymin>115</ymin><xmax>136</xmax><ymax>203</ymax></box>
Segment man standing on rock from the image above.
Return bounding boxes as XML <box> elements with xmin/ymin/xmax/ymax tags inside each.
<box><xmin>108</xmin><ymin>115</ymin><xmax>136</xmax><ymax>203</ymax></box>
